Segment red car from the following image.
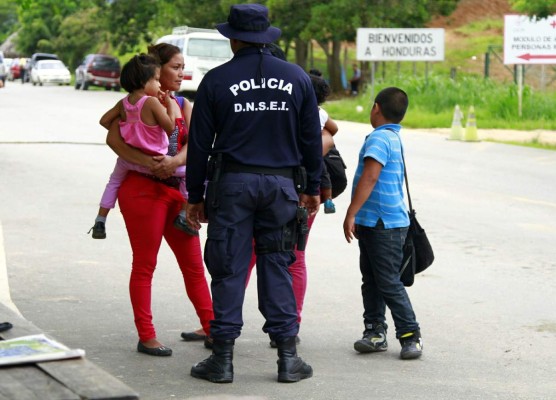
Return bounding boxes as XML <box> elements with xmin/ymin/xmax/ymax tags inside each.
<box><xmin>75</xmin><ymin>54</ymin><xmax>121</xmax><ymax>91</ymax></box>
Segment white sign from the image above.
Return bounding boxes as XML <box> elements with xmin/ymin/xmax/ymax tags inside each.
<box><xmin>356</xmin><ymin>28</ymin><xmax>445</xmax><ymax>61</ymax></box>
<box><xmin>504</xmin><ymin>15</ymin><xmax>556</xmax><ymax>64</ymax></box>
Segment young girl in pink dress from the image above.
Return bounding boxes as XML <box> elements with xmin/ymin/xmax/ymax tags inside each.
<box><xmin>89</xmin><ymin>54</ymin><xmax>197</xmax><ymax>239</ymax></box>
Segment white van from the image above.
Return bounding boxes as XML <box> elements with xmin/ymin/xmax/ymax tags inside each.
<box><xmin>156</xmin><ymin>26</ymin><xmax>233</xmax><ymax>93</ymax></box>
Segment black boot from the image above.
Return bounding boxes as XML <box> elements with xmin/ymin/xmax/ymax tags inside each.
<box><xmin>276</xmin><ymin>336</ymin><xmax>313</xmax><ymax>383</ymax></box>
<box><xmin>190</xmin><ymin>339</ymin><xmax>234</xmax><ymax>383</ymax></box>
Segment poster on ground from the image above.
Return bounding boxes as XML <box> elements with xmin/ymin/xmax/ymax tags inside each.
<box><xmin>0</xmin><ymin>334</ymin><xmax>85</xmax><ymax>366</ymax></box>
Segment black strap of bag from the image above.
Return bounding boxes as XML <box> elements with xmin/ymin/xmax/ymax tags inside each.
<box><xmin>386</xmin><ymin>128</ymin><xmax>413</xmax><ymax>211</ymax></box>
<box><xmin>389</xmin><ymin>129</ymin><xmax>435</xmax><ymax>286</ymax></box>
<box><xmin>400</xmin><ymin>148</ymin><xmax>413</xmax><ymax>213</ymax></box>
<box><xmin>396</xmin><ymin>135</ymin><xmax>417</xmax><ymax>286</ymax></box>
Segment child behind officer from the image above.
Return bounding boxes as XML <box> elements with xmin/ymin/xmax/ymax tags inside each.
<box><xmin>308</xmin><ymin>72</ymin><xmax>338</xmax><ymax>213</ymax></box>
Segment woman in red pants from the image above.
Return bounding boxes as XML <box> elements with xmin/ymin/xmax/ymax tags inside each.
<box><xmin>106</xmin><ymin>43</ymin><xmax>213</xmax><ymax>356</ymax></box>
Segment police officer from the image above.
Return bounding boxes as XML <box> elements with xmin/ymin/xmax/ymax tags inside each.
<box><xmin>185</xmin><ymin>3</ymin><xmax>322</xmax><ymax>384</ymax></box>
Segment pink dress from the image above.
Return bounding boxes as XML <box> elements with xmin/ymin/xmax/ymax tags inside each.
<box><xmin>119</xmin><ymin>96</ymin><xmax>169</xmax><ymax>156</ymax></box>
<box><xmin>99</xmin><ymin>95</ymin><xmax>186</xmax><ymax>209</ymax></box>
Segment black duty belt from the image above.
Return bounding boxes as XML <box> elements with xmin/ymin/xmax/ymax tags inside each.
<box><xmin>223</xmin><ymin>161</ymin><xmax>294</xmax><ymax>179</ymax></box>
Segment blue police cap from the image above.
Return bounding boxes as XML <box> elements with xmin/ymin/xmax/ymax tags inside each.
<box><xmin>216</xmin><ymin>4</ymin><xmax>281</xmax><ymax>44</ymax></box>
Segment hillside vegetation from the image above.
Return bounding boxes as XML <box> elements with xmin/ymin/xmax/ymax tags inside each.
<box><xmin>326</xmin><ymin>0</ymin><xmax>556</xmax><ymax>131</ymax></box>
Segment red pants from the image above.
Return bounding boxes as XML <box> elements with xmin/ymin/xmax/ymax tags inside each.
<box><xmin>118</xmin><ymin>173</ymin><xmax>213</xmax><ymax>342</ymax></box>
<box><xmin>246</xmin><ymin>214</ymin><xmax>316</xmax><ymax>325</ymax></box>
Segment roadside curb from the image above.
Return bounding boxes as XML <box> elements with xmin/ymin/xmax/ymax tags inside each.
<box><xmin>427</xmin><ymin>128</ymin><xmax>556</xmax><ymax>145</ymax></box>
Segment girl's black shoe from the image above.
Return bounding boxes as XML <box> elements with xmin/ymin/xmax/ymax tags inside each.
<box><xmin>88</xmin><ymin>221</ymin><xmax>106</xmax><ymax>239</ymax></box>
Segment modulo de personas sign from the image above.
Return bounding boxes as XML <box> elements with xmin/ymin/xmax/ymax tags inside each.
<box><xmin>356</xmin><ymin>28</ymin><xmax>445</xmax><ymax>62</ymax></box>
<box><xmin>504</xmin><ymin>15</ymin><xmax>556</xmax><ymax>64</ymax></box>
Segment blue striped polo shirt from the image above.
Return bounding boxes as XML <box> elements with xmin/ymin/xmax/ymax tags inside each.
<box><xmin>352</xmin><ymin>124</ymin><xmax>409</xmax><ymax>229</ymax></box>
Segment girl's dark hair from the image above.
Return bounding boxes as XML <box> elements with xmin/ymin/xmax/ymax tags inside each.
<box><xmin>374</xmin><ymin>87</ymin><xmax>409</xmax><ymax>123</ymax></box>
<box><xmin>120</xmin><ymin>54</ymin><xmax>159</xmax><ymax>93</ymax></box>
<box><xmin>266</xmin><ymin>42</ymin><xmax>286</xmax><ymax>61</ymax></box>
<box><xmin>308</xmin><ymin>68</ymin><xmax>322</xmax><ymax>77</ymax></box>
<box><xmin>310</xmin><ymin>74</ymin><xmax>330</xmax><ymax>105</ymax></box>
<box><xmin>147</xmin><ymin>42</ymin><xmax>181</xmax><ymax>66</ymax></box>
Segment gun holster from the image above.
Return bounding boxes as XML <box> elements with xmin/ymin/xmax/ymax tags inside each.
<box><xmin>255</xmin><ymin>207</ymin><xmax>309</xmax><ymax>255</ymax></box>
<box><xmin>294</xmin><ymin>206</ymin><xmax>309</xmax><ymax>251</ymax></box>
<box><xmin>206</xmin><ymin>153</ymin><xmax>223</xmax><ymax>209</ymax></box>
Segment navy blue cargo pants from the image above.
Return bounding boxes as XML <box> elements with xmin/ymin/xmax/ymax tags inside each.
<box><xmin>204</xmin><ymin>171</ymin><xmax>300</xmax><ymax>341</ymax></box>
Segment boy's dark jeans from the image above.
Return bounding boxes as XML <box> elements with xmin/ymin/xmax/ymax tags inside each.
<box><xmin>356</xmin><ymin>220</ymin><xmax>419</xmax><ymax>338</ymax></box>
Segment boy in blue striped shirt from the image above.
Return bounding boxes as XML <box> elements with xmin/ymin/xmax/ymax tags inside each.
<box><xmin>343</xmin><ymin>87</ymin><xmax>423</xmax><ymax>360</ymax></box>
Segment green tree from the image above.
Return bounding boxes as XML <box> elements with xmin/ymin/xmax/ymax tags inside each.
<box><xmin>168</xmin><ymin>0</ymin><xmax>230</xmax><ymax>30</ymax></box>
<box><xmin>104</xmin><ymin>0</ymin><xmax>161</xmax><ymax>54</ymax></box>
<box><xmin>509</xmin><ymin>0</ymin><xmax>556</xmax><ymax>19</ymax></box>
<box><xmin>267</xmin><ymin>0</ymin><xmax>312</xmax><ymax>68</ymax></box>
<box><xmin>14</xmin><ymin>0</ymin><xmax>100</xmax><ymax>56</ymax></box>
<box><xmin>103</xmin><ymin>0</ymin><xmax>231</xmax><ymax>53</ymax></box>
<box><xmin>301</xmin><ymin>0</ymin><xmax>459</xmax><ymax>93</ymax></box>
<box><xmin>0</xmin><ymin>0</ymin><xmax>18</xmax><ymax>44</ymax></box>
<box><xmin>54</xmin><ymin>7</ymin><xmax>106</xmax><ymax>68</ymax></box>
<box><xmin>301</xmin><ymin>1</ymin><xmax>357</xmax><ymax>92</ymax></box>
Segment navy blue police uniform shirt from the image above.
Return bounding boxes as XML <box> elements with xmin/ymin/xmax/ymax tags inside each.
<box><xmin>186</xmin><ymin>46</ymin><xmax>322</xmax><ymax>204</ymax></box>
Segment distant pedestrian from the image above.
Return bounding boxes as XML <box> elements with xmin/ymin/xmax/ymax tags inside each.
<box><xmin>343</xmin><ymin>87</ymin><xmax>423</xmax><ymax>360</ymax></box>
<box><xmin>186</xmin><ymin>3</ymin><xmax>322</xmax><ymax>383</ymax></box>
<box><xmin>19</xmin><ymin>57</ymin><xmax>27</xmax><ymax>84</ymax></box>
<box><xmin>349</xmin><ymin>63</ymin><xmax>361</xmax><ymax>95</ymax></box>
<box><xmin>309</xmin><ymin>73</ymin><xmax>339</xmax><ymax>213</ymax></box>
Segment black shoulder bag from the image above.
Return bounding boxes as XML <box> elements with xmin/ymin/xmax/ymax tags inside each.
<box><xmin>399</xmin><ymin>148</ymin><xmax>435</xmax><ymax>287</ymax></box>
<box><xmin>323</xmin><ymin>145</ymin><xmax>348</xmax><ymax>199</ymax></box>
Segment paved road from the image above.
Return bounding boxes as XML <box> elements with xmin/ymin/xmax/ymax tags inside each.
<box><xmin>1</xmin><ymin>83</ymin><xmax>555</xmax><ymax>399</ymax></box>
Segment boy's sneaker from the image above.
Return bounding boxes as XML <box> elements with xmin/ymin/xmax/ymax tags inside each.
<box><xmin>324</xmin><ymin>198</ymin><xmax>336</xmax><ymax>214</ymax></box>
<box><xmin>173</xmin><ymin>215</ymin><xmax>199</xmax><ymax>236</ymax></box>
<box><xmin>354</xmin><ymin>322</ymin><xmax>388</xmax><ymax>353</ymax></box>
<box><xmin>399</xmin><ymin>331</ymin><xmax>423</xmax><ymax>360</ymax></box>
<box><xmin>88</xmin><ymin>221</ymin><xmax>106</xmax><ymax>239</ymax></box>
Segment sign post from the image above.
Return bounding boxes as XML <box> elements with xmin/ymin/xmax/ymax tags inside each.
<box><xmin>504</xmin><ymin>15</ymin><xmax>556</xmax><ymax>117</ymax></box>
<box><xmin>356</xmin><ymin>28</ymin><xmax>445</xmax><ymax>62</ymax></box>
<box><xmin>504</xmin><ymin>15</ymin><xmax>556</xmax><ymax>65</ymax></box>
<box><xmin>356</xmin><ymin>28</ymin><xmax>444</xmax><ymax>102</ymax></box>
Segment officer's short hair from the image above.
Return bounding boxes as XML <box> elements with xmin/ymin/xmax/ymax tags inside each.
<box><xmin>374</xmin><ymin>87</ymin><xmax>408</xmax><ymax>123</ymax></box>
<box><xmin>120</xmin><ymin>54</ymin><xmax>159</xmax><ymax>94</ymax></box>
